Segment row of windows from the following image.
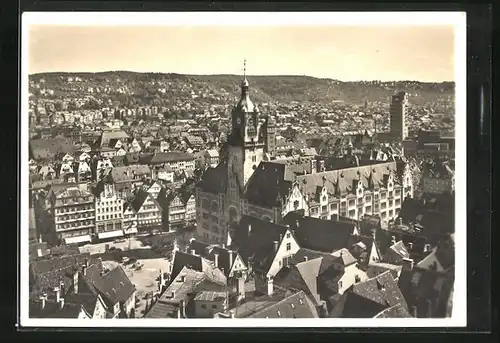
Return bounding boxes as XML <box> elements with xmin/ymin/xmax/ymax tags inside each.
<box><xmin>137</xmin><ymin>212</ymin><xmax>161</xmax><ymax>219</ymax></box>
<box><xmin>56</xmin><ymin>205</ymin><xmax>93</xmax><ymax>213</ymax></box>
<box><xmin>97</xmin><ymin>207</ymin><xmax>122</xmax><ymax>213</ymax></box>
<box><xmin>98</xmin><ymin>199</ymin><xmax>120</xmax><ymax>206</ymax></box>
<box><xmin>97</xmin><ymin>222</ymin><xmax>123</xmax><ymax>232</ymax></box>
<box><xmin>58</xmin><ymin>220</ymin><xmax>93</xmax><ymax>230</ymax></box>
<box><xmin>97</xmin><ymin>213</ymin><xmax>122</xmax><ymax>221</ymax></box>
<box><xmin>57</xmin><ymin>213</ymin><xmax>93</xmax><ymax>221</ymax></box>
<box><xmin>170</xmin><ymin>213</ymin><xmax>184</xmax><ymax>221</ymax></box>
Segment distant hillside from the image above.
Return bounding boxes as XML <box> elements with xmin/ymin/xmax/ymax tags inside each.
<box><xmin>29</xmin><ymin>71</ymin><xmax>455</xmax><ymax>106</ymax></box>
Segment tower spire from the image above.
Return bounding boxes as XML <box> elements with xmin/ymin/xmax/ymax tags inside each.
<box><xmin>243</xmin><ymin>58</ymin><xmax>246</xmax><ymax>79</ymax></box>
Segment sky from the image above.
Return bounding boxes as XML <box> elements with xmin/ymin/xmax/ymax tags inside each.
<box><xmin>28</xmin><ymin>25</ymin><xmax>455</xmax><ymax>82</ymax></box>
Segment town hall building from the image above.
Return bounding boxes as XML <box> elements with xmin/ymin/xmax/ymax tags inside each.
<box><xmin>195</xmin><ymin>66</ymin><xmax>414</xmax><ymax>245</ymax></box>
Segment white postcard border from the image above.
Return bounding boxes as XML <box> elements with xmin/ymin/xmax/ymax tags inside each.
<box><xmin>20</xmin><ymin>11</ymin><xmax>467</xmax><ymax>328</ymax></box>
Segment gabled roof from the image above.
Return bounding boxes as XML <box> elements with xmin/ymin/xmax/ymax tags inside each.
<box><xmin>64</xmin><ymin>293</ymin><xmax>100</xmax><ymax>316</ymax></box>
<box><xmin>245</xmin><ymin>290</ymin><xmax>319</xmax><ymax>318</ymax></box>
<box><xmin>276</xmin><ymin>255</ymin><xmax>337</xmax><ymax>306</ymax></box>
<box><xmin>387</xmin><ymin>240</ymin><xmax>410</xmax><ymax>260</ymax></box>
<box><xmin>130</xmin><ymin>189</ymin><xmax>160</xmax><ymax>213</ymax></box>
<box><xmin>374</xmin><ymin>303</ymin><xmax>413</xmax><ymax>318</ymax></box>
<box><xmin>145</xmin><ymin>266</ymin><xmax>223</xmax><ymax>318</ymax></box>
<box><xmin>398</xmin><ymin>267</ymin><xmax>454</xmax><ymax>318</ymax></box>
<box><xmin>111</xmin><ymin>165</ymin><xmax>151</xmax><ymax>183</ymax></box>
<box><xmin>188</xmin><ymin>239</ymin><xmax>244</xmax><ymax>277</ymax></box>
<box><xmin>244</xmin><ymin>162</ymin><xmax>296</xmax><ymax>208</ymax></box>
<box><xmin>230</xmin><ymin>215</ymin><xmax>290</xmax><ymax>271</ymax></box>
<box><xmin>171</xmin><ymin>251</ymin><xmax>226</xmax><ymax>286</ymax></box>
<box><xmin>142</xmin><ymin>151</ymin><xmax>196</xmax><ymax>164</ymax></box>
<box><xmin>336</xmin><ymin>270</ymin><xmax>408</xmax><ymax>318</ymax></box>
<box><xmin>197</xmin><ymin>161</ymin><xmax>229</xmax><ymax>194</ymax></box>
<box><xmin>30</xmin><ymin>137</ymin><xmax>75</xmax><ymax>160</ymax></box>
<box><xmin>92</xmin><ymin>266</ymin><xmax>135</xmax><ymax>307</ymax></box>
<box><xmin>282</xmin><ymin>212</ymin><xmax>355</xmax><ymax>253</ymax></box>
<box><xmin>29</xmin><ymin>299</ymin><xmax>89</xmax><ymax>318</ymax></box>
<box><xmin>30</xmin><ymin>253</ymin><xmax>101</xmax><ymax>296</ymax></box>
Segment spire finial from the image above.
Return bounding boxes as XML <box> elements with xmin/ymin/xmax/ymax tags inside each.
<box><xmin>243</xmin><ymin>58</ymin><xmax>246</xmax><ymax>78</ymax></box>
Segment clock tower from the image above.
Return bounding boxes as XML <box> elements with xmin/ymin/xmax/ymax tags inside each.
<box><xmin>227</xmin><ymin>60</ymin><xmax>266</xmax><ymax>192</ymax></box>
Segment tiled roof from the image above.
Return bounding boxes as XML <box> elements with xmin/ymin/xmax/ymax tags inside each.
<box><xmin>374</xmin><ymin>303</ymin><xmax>413</xmax><ymax>318</ymax></box>
<box><xmin>331</xmin><ymin>248</ymin><xmax>357</xmax><ymax>266</ymax></box>
<box><xmin>398</xmin><ymin>195</ymin><xmax>454</xmax><ymax>236</ymax></box>
<box><xmin>30</xmin><ymin>253</ymin><xmax>100</xmax><ymax>296</ymax></box>
<box><xmin>64</xmin><ymin>293</ymin><xmax>100</xmax><ymax>316</ymax></box>
<box><xmin>244</xmin><ymin>162</ymin><xmax>296</xmax><ymax>209</ymax></box>
<box><xmin>92</xmin><ymin>266</ymin><xmax>135</xmax><ymax>307</ymax></box>
<box><xmin>231</xmin><ymin>215</ymin><xmax>289</xmax><ymax>272</ymax></box>
<box><xmin>283</xmin><ymin>212</ymin><xmax>355</xmax><ymax>253</ymax></box>
<box><xmin>29</xmin><ymin>299</ymin><xmax>88</xmax><ymax>318</ymax></box>
<box><xmin>30</xmin><ymin>137</ymin><xmax>75</xmax><ymax>160</ymax></box>
<box><xmin>143</xmin><ymin>151</ymin><xmax>196</xmax><ymax>164</ymax></box>
<box><xmin>398</xmin><ymin>267</ymin><xmax>454</xmax><ymax>318</ymax></box>
<box><xmin>246</xmin><ymin>290</ymin><xmax>319</xmax><ymax>318</ymax></box>
<box><xmin>337</xmin><ymin>270</ymin><xmax>408</xmax><ymax>318</ymax></box>
<box><xmin>276</xmin><ymin>255</ymin><xmax>337</xmax><ymax>306</ymax></box>
<box><xmin>289</xmin><ymin>248</ymin><xmax>332</xmax><ymax>266</ymax></box>
<box><xmin>96</xmin><ymin>130</ymin><xmax>129</xmax><ymax>147</ymax></box>
<box><xmin>387</xmin><ymin>241</ymin><xmax>411</xmax><ymax>259</ymax></box>
<box><xmin>171</xmin><ymin>251</ymin><xmax>227</xmax><ymax>286</ymax></box>
<box><xmin>193</xmin><ymin>291</ymin><xmax>227</xmax><ymax>302</ymax></box>
<box><xmin>188</xmin><ymin>240</ymin><xmax>243</xmax><ymax>277</ymax></box>
<box><xmin>197</xmin><ymin>161</ymin><xmax>229</xmax><ymax>194</ymax></box>
<box><xmin>145</xmin><ymin>267</ymin><xmax>207</xmax><ymax>318</ymax></box>
<box><xmin>111</xmin><ymin>165</ymin><xmax>151</xmax><ymax>182</ymax></box>
<box><xmin>296</xmin><ymin>161</ymin><xmax>398</xmax><ymax>197</ymax></box>
<box><xmin>130</xmin><ymin>189</ymin><xmax>160</xmax><ymax>213</ymax></box>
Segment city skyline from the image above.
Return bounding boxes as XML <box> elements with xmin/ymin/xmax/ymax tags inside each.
<box><xmin>28</xmin><ymin>25</ymin><xmax>455</xmax><ymax>82</ymax></box>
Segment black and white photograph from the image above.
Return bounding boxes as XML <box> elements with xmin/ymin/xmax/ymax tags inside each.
<box><xmin>20</xmin><ymin>12</ymin><xmax>466</xmax><ymax>327</ymax></box>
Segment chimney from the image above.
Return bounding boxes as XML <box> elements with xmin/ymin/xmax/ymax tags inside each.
<box><xmin>408</xmin><ymin>242</ymin><xmax>413</xmax><ymax>251</ymax></box>
<box><xmin>191</xmin><ymin>249</ymin><xmax>196</xmax><ymax>255</ymax></box>
<box><xmin>54</xmin><ymin>286</ymin><xmax>61</xmax><ymax>303</ymax></box>
<box><xmin>82</xmin><ymin>264</ymin><xmax>87</xmax><ymax>276</ymax></box>
<box><xmin>398</xmin><ymin>217</ymin><xmax>403</xmax><ymax>225</ymax></box>
<box><xmin>179</xmin><ymin>299</ymin><xmax>186</xmax><ymax>318</ymax></box>
<box><xmin>59</xmin><ymin>297</ymin><xmax>65</xmax><ymax>310</ymax></box>
<box><xmin>279</xmin><ymin>233</ymin><xmax>283</xmax><ymax>242</ymax></box>
<box><xmin>267</xmin><ymin>276</ymin><xmax>274</xmax><ymax>296</ymax></box>
<box><xmin>38</xmin><ymin>235</ymin><xmax>43</xmax><ymax>244</ymax></box>
<box><xmin>401</xmin><ymin>257</ymin><xmax>414</xmax><ymax>271</ymax></box>
<box><xmin>412</xmin><ymin>305</ymin><xmax>418</xmax><ymax>318</ymax></box>
<box><xmin>73</xmin><ymin>271</ymin><xmax>79</xmax><ymax>294</ymax></box>
<box><xmin>228</xmin><ymin>250</ymin><xmax>234</xmax><ymax>269</ymax></box>
<box><xmin>36</xmin><ymin>248</ymin><xmax>43</xmax><ymax>257</ymax></box>
<box><xmin>39</xmin><ymin>294</ymin><xmax>47</xmax><ymax>310</ymax></box>
<box><xmin>214</xmin><ymin>253</ymin><xmax>219</xmax><ymax>268</ymax></box>
<box><xmin>273</xmin><ymin>241</ymin><xmax>279</xmax><ymax>252</ymax></box>
<box><xmin>248</xmin><ymin>223</ymin><xmax>252</xmax><ymax>235</ymax></box>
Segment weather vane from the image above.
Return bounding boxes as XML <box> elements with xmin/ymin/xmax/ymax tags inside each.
<box><xmin>243</xmin><ymin>59</ymin><xmax>246</xmax><ymax>78</ymax></box>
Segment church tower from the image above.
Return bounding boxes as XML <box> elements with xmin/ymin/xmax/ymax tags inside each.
<box><xmin>227</xmin><ymin>60</ymin><xmax>266</xmax><ymax>191</ymax></box>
